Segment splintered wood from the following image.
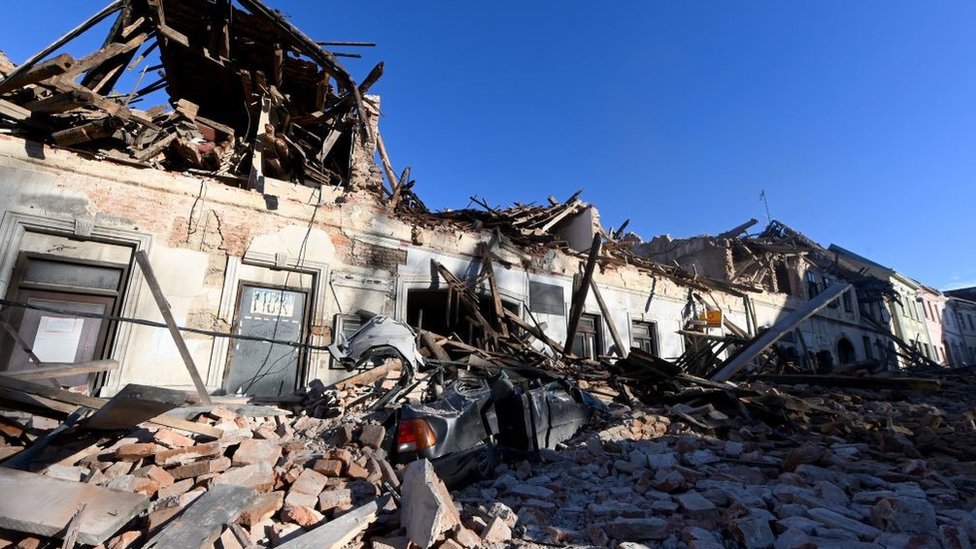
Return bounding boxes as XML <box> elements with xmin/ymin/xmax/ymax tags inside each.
<box><xmin>0</xmin><ymin>0</ymin><xmax>412</xmax><ymax>205</ymax></box>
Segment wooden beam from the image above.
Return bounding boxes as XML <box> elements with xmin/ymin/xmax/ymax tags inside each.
<box><xmin>710</xmin><ymin>283</ymin><xmax>852</xmax><ymax>381</ymax></box>
<box><xmin>233</xmin><ymin>0</ymin><xmax>368</xmax><ymax>134</ymax></box>
<box><xmin>58</xmin><ymin>32</ymin><xmax>148</xmax><ymax>81</ymax></box>
<box><xmin>247</xmin><ymin>95</ymin><xmax>271</xmax><ymax>192</ymax></box>
<box><xmin>419</xmin><ymin>330</ymin><xmax>451</xmax><ymax>362</ymax></box>
<box><xmin>52</xmin><ymin>118</ymin><xmax>120</xmax><ymax>147</ymax></box>
<box><xmin>0</xmin><ymin>1</ymin><xmax>122</xmax><ymax>90</ymax></box>
<box><xmin>589</xmin><ymin>278</ymin><xmax>626</xmax><ymax>358</ymax></box>
<box><xmin>134</xmin><ymin>250</ymin><xmax>212</xmax><ymax>405</ymax></box>
<box><xmin>0</xmin><ymin>360</ymin><xmax>118</xmax><ymax>381</ymax></box>
<box><xmin>480</xmin><ymin>244</ymin><xmax>508</xmax><ymax>338</ymax></box>
<box><xmin>503</xmin><ymin>309</ymin><xmax>572</xmax><ymax>359</ymax></box>
<box><xmin>563</xmin><ymin>234</ymin><xmax>602</xmax><ymax>355</ymax></box>
<box><xmin>388</xmin><ymin>166</ymin><xmax>410</xmax><ymax>210</ymax></box>
<box><xmin>332</xmin><ymin>360</ymin><xmax>400</xmax><ymax>391</ymax></box>
<box><xmin>375</xmin><ymin>131</ymin><xmax>398</xmax><ymax>196</ymax></box>
<box><xmin>0</xmin><ymin>54</ymin><xmax>75</xmax><ymax>94</ymax></box>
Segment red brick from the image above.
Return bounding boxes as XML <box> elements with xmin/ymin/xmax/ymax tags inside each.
<box><xmin>169</xmin><ymin>456</ymin><xmax>231</xmax><ymax>480</ymax></box>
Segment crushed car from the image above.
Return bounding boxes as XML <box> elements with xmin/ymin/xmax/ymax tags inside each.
<box><xmin>326</xmin><ymin>313</ymin><xmax>602</xmax><ymax>486</ymax></box>
<box><xmin>386</xmin><ymin>364</ymin><xmax>602</xmax><ymax>486</ymax></box>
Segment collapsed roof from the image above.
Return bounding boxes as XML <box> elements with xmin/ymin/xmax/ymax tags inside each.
<box><xmin>0</xmin><ymin>0</ymin><xmax>387</xmax><ymax>192</ymax></box>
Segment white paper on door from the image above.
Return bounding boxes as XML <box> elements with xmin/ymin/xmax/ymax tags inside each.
<box><xmin>33</xmin><ymin>316</ymin><xmax>84</xmax><ymax>362</ymax></box>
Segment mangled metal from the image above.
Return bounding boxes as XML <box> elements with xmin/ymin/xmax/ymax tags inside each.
<box><xmin>328</xmin><ymin>315</ymin><xmax>425</xmax><ymax>372</ymax></box>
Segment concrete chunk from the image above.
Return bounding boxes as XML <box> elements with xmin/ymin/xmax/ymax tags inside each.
<box><xmin>400</xmin><ymin>459</ymin><xmax>460</xmax><ymax>549</ymax></box>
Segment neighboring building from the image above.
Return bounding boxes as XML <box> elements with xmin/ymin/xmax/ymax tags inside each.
<box><xmin>828</xmin><ymin>245</ymin><xmax>934</xmax><ymax>369</ymax></box>
<box><xmin>917</xmin><ymin>286</ymin><xmax>949</xmax><ymax>365</ymax></box>
<box><xmin>945</xmin><ymin>295</ymin><xmax>976</xmax><ymax>365</ymax></box>
<box><xmin>631</xmin><ymin>220</ymin><xmax>890</xmax><ymax>371</ymax></box>
<box><xmin>943</xmin><ymin>297</ymin><xmax>971</xmax><ymax>366</ymax></box>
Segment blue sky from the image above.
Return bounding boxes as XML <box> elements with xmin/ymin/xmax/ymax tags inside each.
<box><xmin>2</xmin><ymin>2</ymin><xmax>974</xmax><ymax>289</ymax></box>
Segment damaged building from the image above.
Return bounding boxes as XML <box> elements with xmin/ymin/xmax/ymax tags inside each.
<box><xmin>0</xmin><ymin>2</ymin><xmax>975</xmax><ymax>549</ymax></box>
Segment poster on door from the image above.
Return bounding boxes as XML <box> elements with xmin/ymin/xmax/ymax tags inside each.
<box><xmin>250</xmin><ymin>289</ymin><xmax>295</xmax><ymax>317</ymax></box>
<box><xmin>34</xmin><ymin>316</ymin><xmax>83</xmax><ymax>362</ymax></box>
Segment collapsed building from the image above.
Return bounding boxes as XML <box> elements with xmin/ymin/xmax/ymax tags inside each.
<box><xmin>1</xmin><ymin>2</ymin><xmax>975</xmax><ymax>549</ymax></box>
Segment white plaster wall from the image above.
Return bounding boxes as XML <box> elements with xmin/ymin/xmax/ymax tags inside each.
<box><xmin>119</xmin><ymin>247</ymin><xmax>213</xmax><ymax>389</ymax></box>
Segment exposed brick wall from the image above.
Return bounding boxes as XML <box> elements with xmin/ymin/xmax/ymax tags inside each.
<box><xmin>349</xmin><ymin>239</ymin><xmax>407</xmax><ymax>272</ymax></box>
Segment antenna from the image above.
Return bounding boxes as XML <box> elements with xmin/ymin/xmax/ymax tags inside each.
<box><xmin>759</xmin><ymin>190</ymin><xmax>772</xmax><ymax>225</ymax></box>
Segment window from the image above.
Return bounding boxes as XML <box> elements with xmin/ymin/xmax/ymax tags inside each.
<box><xmin>529</xmin><ymin>281</ymin><xmax>565</xmax><ymax>315</ymax></box>
<box><xmin>331</xmin><ymin>314</ymin><xmax>364</xmax><ymax>369</ymax></box>
<box><xmin>631</xmin><ymin>321</ymin><xmax>659</xmax><ymax>356</ymax></box>
<box><xmin>969</xmin><ymin>315</ymin><xmax>975</xmax><ymax>331</ymax></box>
<box><xmin>862</xmin><ymin>336</ymin><xmax>873</xmax><ymax>360</ymax></box>
<box><xmin>842</xmin><ymin>290</ymin><xmax>853</xmax><ymax>313</ymax></box>
<box><xmin>806</xmin><ymin>272</ymin><xmax>819</xmax><ymax>299</ymax></box>
<box><xmin>922</xmin><ymin>343</ymin><xmax>931</xmax><ymax>359</ymax></box>
<box><xmin>571</xmin><ymin>314</ymin><xmax>603</xmax><ymax>360</ymax></box>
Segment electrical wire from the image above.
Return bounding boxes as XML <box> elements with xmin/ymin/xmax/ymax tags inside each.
<box><xmin>0</xmin><ymin>298</ymin><xmax>332</xmax><ymax>351</ymax></box>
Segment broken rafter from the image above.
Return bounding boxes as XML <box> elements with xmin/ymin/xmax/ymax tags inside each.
<box><xmin>234</xmin><ymin>0</ymin><xmax>369</xmax><ymax>134</ymax></box>
<box><xmin>563</xmin><ymin>234</ymin><xmax>603</xmax><ymax>355</ymax></box>
<box><xmin>0</xmin><ymin>1</ymin><xmax>123</xmax><ymax>90</ymax></box>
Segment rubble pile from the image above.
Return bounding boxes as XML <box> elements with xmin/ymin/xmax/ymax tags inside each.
<box><xmin>453</xmin><ymin>376</ymin><xmax>976</xmax><ymax>549</ymax></box>
<box><xmin>0</xmin><ymin>404</ymin><xmax>406</xmax><ymax>547</ymax></box>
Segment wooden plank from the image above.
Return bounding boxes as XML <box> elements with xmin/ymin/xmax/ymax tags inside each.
<box><xmin>0</xmin><ymin>360</ymin><xmax>118</xmax><ymax>381</ymax></box>
<box><xmin>0</xmin><ymin>376</ymin><xmax>223</xmax><ymax>438</ymax></box>
<box><xmin>588</xmin><ymin>278</ymin><xmax>626</xmax><ymax>358</ymax></box>
<box><xmin>144</xmin><ymin>484</ymin><xmax>257</xmax><ymax>549</ymax></box>
<box><xmin>563</xmin><ymin>234</ymin><xmax>602</xmax><ymax>355</ymax></box>
<box><xmin>0</xmin><ymin>467</ymin><xmax>148</xmax><ymax>546</ymax></box>
<box><xmin>84</xmin><ymin>383</ymin><xmax>186</xmax><ymax>430</ymax></box>
<box><xmin>134</xmin><ymin>250</ymin><xmax>212</xmax><ymax>405</ymax></box>
<box><xmin>275</xmin><ymin>495</ymin><xmax>390</xmax><ymax>549</ymax></box>
<box><xmin>0</xmin><ymin>99</ymin><xmax>31</xmax><ymax>121</ymax></box>
<box><xmin>710</xmin><ymin>283</ymin><xmax>852</xmax><ymax>381</ymax></box>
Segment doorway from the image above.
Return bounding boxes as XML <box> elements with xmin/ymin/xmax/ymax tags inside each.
<box><xmin>222</xmin><ymin>284</ymin><xmax>309</xmax><ymax>398</ymax></box>
<box><xmin>837</xmin><ymin>337</ymin><xmax>856</xmax><ymax>365</ymax></box>
<box><xmin>0</xmin><ymin>253</ymin><xmax>128</xmax><ymax>388</ymax></box>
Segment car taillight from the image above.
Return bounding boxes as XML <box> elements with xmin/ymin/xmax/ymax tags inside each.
<box><xmin>396</xmin><ymin>418</ymin><xmax>437</xmax><ymax>453</ymax></box>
